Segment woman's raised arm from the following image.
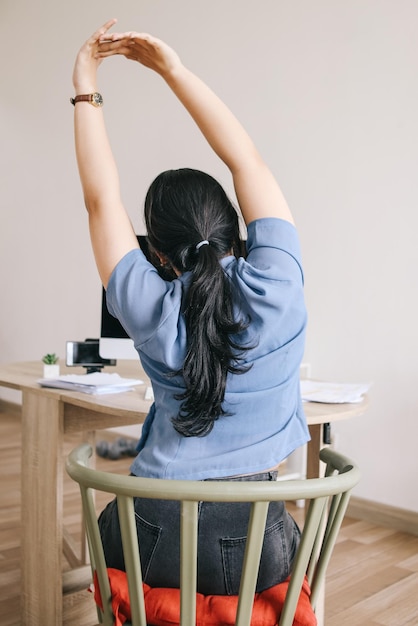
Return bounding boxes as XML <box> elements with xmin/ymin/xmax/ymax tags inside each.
<box><xmin>72</xmin><ymin>19</ymin><xmax>139</xmax><ymax>289</ymax></box>
<box><xmin>97</xmin><ymin>31</ymin><xmax>294</xmax><ymax>227</ymax></box>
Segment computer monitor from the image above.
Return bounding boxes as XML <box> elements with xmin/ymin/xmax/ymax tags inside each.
<box><xmin>99</xmin><ymin>295</ymin><xmax>137</xmax><ymax>360</ymax></box>
<box><xmin>99</xmin><ymin>236</ymin><xmax>247</xmax><ymax>360</ymax></box>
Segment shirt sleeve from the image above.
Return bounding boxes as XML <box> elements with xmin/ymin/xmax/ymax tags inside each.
<box><xmin>244</xmin><ymin>217</ymin><xmax>304</xmax><ymax>284</ymax></box>
<box><xmin>106</xmin><ymin>248</ymin><xmax>184</xmax><ymax>350</ymax></box>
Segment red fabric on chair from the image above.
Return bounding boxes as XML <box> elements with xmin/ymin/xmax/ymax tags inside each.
<box><xmin>93</xmin><ymin>568</ymin><xmax>317</xmax><ymax>626</ymax></box>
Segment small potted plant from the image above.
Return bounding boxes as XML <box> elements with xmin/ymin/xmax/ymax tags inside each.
<box><xmin>42</xmin><ymin>353</ymin><xmax>60</xmax><ymax>379</ymax></box>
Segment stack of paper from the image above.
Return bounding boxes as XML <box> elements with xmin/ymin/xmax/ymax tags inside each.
<box><xmin>37</xmin><ymin>372</ymin><xmax>143</xmax><ymax>395</ymax></box>
<box><xmin>300</xmin><ymin>380</ymin><xmax>370</xmax><ymax>404</ymax></box>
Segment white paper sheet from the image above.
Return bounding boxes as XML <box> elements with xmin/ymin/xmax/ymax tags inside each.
<box><xmin>300</xmin><ymin>380</ymin><xmax>370</xmax><ymax>403</ymax></box>
<box><xmin>37</xmin><ymin>372</ymin><xmax>143</xmax><ymax>395</ymax></box>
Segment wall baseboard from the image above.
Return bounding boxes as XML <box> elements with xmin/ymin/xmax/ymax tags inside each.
<box><xmin>347</xmin><ymin>496</ymin><xmax>418</xmax><ymax>537</ymax></box>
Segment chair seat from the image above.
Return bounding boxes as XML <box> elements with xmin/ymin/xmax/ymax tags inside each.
<box><xmin>93</xmin><ymin>568</ymin><xmax>317</xmax><ymax>626</ymax></box>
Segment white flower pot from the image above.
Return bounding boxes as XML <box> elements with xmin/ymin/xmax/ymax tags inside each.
<box><xmin>43</xmin><ymin>364</ymin><xmax>60</xmax><ymax>379</ymax></box>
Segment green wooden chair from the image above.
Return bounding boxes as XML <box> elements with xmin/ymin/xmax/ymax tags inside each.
<box><xmin>66</xmin><ymin>445</ymin><xmax>360</xmax><ymax>626</ymax></box>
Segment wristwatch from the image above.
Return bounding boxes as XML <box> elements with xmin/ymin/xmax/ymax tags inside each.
<box><xmin>70</xmin><ymin>92</ymin><xmax>104</xmax><ymax>107</ymax></box>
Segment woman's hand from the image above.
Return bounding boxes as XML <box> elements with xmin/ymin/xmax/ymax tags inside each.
<box><xmin>97</xmin><ymin>31</ymin><xmax>182</xmax><ymax>78</ymax></box>
<box><xmin>72</xmin><ymin>18</ymin><xmax>118</xmax><ymax>93</ymax></box>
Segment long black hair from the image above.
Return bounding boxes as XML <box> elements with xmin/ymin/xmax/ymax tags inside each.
<box><xmin>144</xmin><ymin>168</ymin><xmax>251</xmax><ymax>437</ymax></box>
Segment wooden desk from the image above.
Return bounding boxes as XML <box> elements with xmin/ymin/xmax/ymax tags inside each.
<box><xmin>0</xmin><ymin>360</ymin><xmax>367</xmax><ymax>626</ymax></box>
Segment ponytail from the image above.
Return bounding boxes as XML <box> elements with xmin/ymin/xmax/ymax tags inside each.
<box><xmin>144</xmin><ymin>168</ymin><xmax>252</xmax><ymax>437</ymax></box>
<box><xmin>173</xmin><ymin>242</ymin><xmax>250</xmax><ymax>436</ymax></box>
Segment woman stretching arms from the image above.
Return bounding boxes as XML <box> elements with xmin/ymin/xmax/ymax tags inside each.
<box><xmin>72</xmin><ymin>19</ymin><xmax>309</xmax><ymax>595</ymax></box>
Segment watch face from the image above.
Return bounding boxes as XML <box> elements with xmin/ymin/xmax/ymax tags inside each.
<box><xmin>92</xmin><ymin>92</ymin><xmax>104</xmax><ymax>107</ymax></box>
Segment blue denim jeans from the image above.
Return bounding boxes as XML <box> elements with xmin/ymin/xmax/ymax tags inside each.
<box><xmin>98</xmin><ymin>471</ymin><xmax>301</xmax><ymax>595</ymax></box>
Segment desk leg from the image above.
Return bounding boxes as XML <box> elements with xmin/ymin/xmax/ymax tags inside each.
<box><xmin>21</xmin><ymin>391</ymin><xmax>63</xmax><ymax>626</ymax></box>
<box><xmin>307</xmin><ymin>423</ymin><xmax>322</xmax><ymax>479</ymax></box>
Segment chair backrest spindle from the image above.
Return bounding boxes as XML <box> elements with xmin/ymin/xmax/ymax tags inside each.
<box><xmin>235</xmin><ymin>501</ymin><xmax>270</xmax><ymax>626</ymax></box>
<box><xmin>117</xmin><ymin>495</ymin><xmax>147</xmax><ymax>626</ymax></box>
<box><xmin>180</xmin><ymin>500</ymin><xmax>198</xmax><ymax>626</ymax></box>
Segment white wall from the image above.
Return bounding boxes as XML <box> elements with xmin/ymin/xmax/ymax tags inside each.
<box><xmin>1</xmin><ymin>0</ymin><xmax>417</xmax><ymax>512</ymax></box>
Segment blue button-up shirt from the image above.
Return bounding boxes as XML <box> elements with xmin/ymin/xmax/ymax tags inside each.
<box><xmin>107</xmin><ymin>217</ymin><xmax>310</xmax><ymax>479</ymax></box>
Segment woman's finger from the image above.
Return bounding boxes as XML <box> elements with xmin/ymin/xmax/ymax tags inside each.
<box><xmin>96</xmin><ymin>43</ymin><xmax>133</xmax><ymax>58</ymax></box>
<box><xmin>89</xmin><ymin>18</ymin><xmax>118</xmax><ymax>45</ymax></box>
<box><xmin>97</xmin><ymin>33</ymin><xmax>148</xmax><ymax>58</ymax></box>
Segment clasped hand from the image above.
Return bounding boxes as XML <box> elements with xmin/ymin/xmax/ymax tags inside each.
<box><xmin>73</xmin><ymin>18</ymin><xmax>182</xmax><ymax>92</ymax></box>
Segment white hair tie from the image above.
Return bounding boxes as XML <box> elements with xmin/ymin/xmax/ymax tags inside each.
<box><xmin>195</xmin><ymin>240</ymin><xmax>209</xmax><ymax>251</ymax></box>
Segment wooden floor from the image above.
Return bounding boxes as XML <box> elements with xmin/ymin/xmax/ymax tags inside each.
<box><xmin>1</xmin><ymin>405</ymin><xmax>418</xmax><ymax>625</ymax></box>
